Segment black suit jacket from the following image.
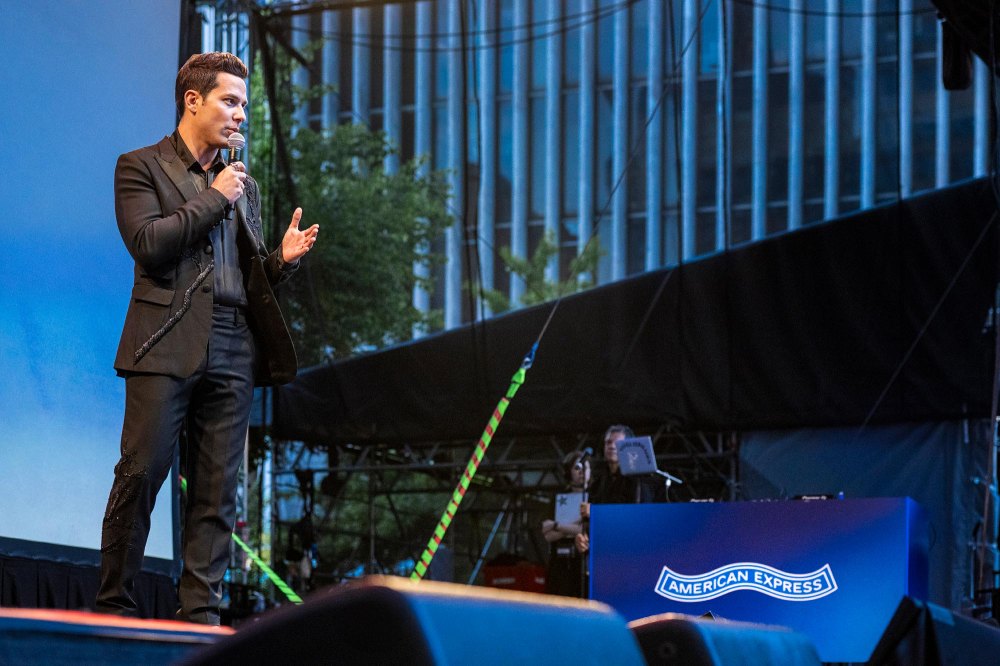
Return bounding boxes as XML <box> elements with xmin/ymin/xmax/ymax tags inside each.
<box><xmin>113</xmin><ymin>135</ymin><xmax>297</xmax><ymax>385</ymax></box>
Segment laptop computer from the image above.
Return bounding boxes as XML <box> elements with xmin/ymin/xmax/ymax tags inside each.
<box><xmin>617</xmin><ymin>436</ymin><xmax>657</xmax><ymax>476</ymax></box>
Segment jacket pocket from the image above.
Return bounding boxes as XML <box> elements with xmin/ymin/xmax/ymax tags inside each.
<box><xmin>132</xmin><ymin>283</ymin><xmax>175</xmax><ymax>306</ymax></box>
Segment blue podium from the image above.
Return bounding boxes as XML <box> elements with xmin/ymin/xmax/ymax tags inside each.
<box><xmin>589</xmin><ymin>498</ymin><xmax>928</xmax><ymax>663</ymax></box>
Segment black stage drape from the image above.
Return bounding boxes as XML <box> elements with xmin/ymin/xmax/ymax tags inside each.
<box><xmin>0</xmin><ymin>556</ymin><xmax>176</xmax><ymax>619</ymax></box>
<box><xmin>0</xmin><ymin>539</ymin><xmax>176</xmax><ymax>619</ymax></box>
<box><xmin>275</xmin><ymin>178</ymin><xmax>1000</xmax><ymax>444</ymax></box>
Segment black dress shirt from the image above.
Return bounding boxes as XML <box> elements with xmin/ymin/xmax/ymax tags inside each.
<box><xmin>169</xmin><ymin>131</ymin><xmax>248</xmax><ymax>308</ymax></box>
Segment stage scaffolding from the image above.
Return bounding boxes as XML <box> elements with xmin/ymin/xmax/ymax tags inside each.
<box><xmin>255</xmin><ymin>425</ymin><xmax>737</xmax><ymax>591</ymax></box>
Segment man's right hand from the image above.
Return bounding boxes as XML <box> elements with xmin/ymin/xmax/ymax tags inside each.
<box><xmin>211</xmin><ymin>162</ymin><xmax>247</xmax><ymax>204</ymax></box>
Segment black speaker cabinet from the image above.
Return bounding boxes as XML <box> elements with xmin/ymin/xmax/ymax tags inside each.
<box><xmin>181</xmin><ymin>575</ymin><xmax>646</xmax><ymax>665</ymax></box>
<box><xmin>867</xmin><ymin>596</ymin><xmax>1000</xmax><ymax>666</ymax></box>
<box><xmin>629</xmin><ymin>612</ymin><xmax>821</xmax><ymax>666</ymax></box>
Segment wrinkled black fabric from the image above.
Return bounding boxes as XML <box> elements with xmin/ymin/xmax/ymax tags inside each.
<box><xmin>275</xmin><ymin>178</ymin><xmax>999</xmax><ymax>443</ymax></box>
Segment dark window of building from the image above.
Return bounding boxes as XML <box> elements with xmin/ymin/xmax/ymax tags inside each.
<box><xmin>695</xmin><ymin>210</ymin><xmax>717</xmax><ymax>256</ymax></box>
<box><xmin>631</xmin><ymin>0</ymin><xmax>648</xmax><ymax>80</ymax></box>
<box><xmin>401</xmin><ymin>4</ymin><xmax>416</xmax><ymax>105</ymax></box>
<box><xmin>370</xmin><ymin>6</ymin><xmax>384</xmax><ymax>110</ymax></box>
<box><xmin>663</xmin><ymin>80</ymin><xmax>682</xmax><ymax>207</ymax></box>
<box><xmin>700</xmin><ymin>0</ymin><xmax>719</xmax><ymax>75</ymax></box>
<box><xmin>626</xmin><ymin>215</ymin><xmax>644</xmax><ymax>274</ymax></box>
<box><xmin>629</xmin><ymin>84</ymin><xmax>647</xmax><ymax>212</ymax></box>
<box><xmin>564</xmin><ymin>0</ymin><xmax>582</xmax><ymax>86</ymax></box>
<box><xmin>597</xmin><ymin>0</ymin><xmax>615</xmax><ymax>81</ymax></box>
<box><xmin>874</xmin><ymin>60</ymin><xmax>900</xmax><ymax>198</ymax></box>
<box><xmin>876</xmin><ymin>8</ymin><xmax>898</xmax><ymax>59</ymax></box>
<box><xmin>803</xmin><ymin>68</ymin><xmax>826</xmax><ymax>203</ymax></box>
<box><xmin>339</xmin><ymin>15</ymin><xmax>353</xmax><ymax>112</ymax></box>
<box><xmin>949</xmin><ymin>84</ymin><xmax>976</xmax><ymax>183</ymax></box>
<box><xmin>729</xmin><ymin>206</ymin><xmax>751</xmax><ymax>246</ymax></box>
<box><xmin>729</xmin><ymin>73</ymin><xmax>753</xmax><ymax>207</ymax></box>
<box><xmin>838</xmin><ymin>65</ymin><xmax>861</xmax><ymax>205</ymax></box>
<box><xmin>530</xmin><ymin>96</ymin><xmax>546</xmax><ymax>218</ymax></box>
<box><xmin>767</xmin><ymin>70</ymin><xmax>789</xmax><ymax>209</ymax></box>
<box><xmin>697</xmin><ymin>78</ymin><xmax>717</xmax><ymax>208</ymax></box>
<box><xmin>499</xmin><ymin>0</ymin><xmax>514</xmax><ymax>94</ymax></box>
<box><xmin>805</xmin><ymin>0</ymin><xmax>826</xmax><ymax>63</ymax></box>
<box><xmin>729</xmin><ymin>1</ymin><xmax>754</xmax><ymax>75</ymax></box>
<box><xmin>435</xmin><ymin>2</ymin><xmax>450</xmax><ymax>100</ymax></box>
<box><xmin>663</xmin><ymin>210</ymin><xmax>680</xmax><ymax>265</ymax></box>
<box><xmin>596</xmin><ymin>87</ymin><xmax>614</xmax><ymax>208</ymax></box>
<box><xmin>434</xmin><ymin>105</ymin><xmax>448</xmax><ymax>169</ymax></box>
<box><xmin>910</xmin><ymin>55</ymin><xmax>936</xmax><ymax>192</ymax></box>
<box><xmin>532</xmin><ymin>0</ymin><xmax>550</xmax><ymax>90</ymax></box>
<box><xmin>768</xmin><ymin>3</ymin><xmax>789</xmax><ymax>67</ymax></box>
<box><xmin>840</xmin><ymin>1</ymin><xmax>863</xmax><ymax>60</ymax></box>
<box><xmin>563</xmin><ymin>90</ymin><xmax>580</xmax><ymax>215</ymax></box>
<box><xmin>912</xmin><ymin>11</ymin><xmax>937</xmax><ymax>54</ymax></box>
<box><xmin>497</xmin><ymin>100</ymin><xmax>514</xmax><ymax>221</ymax></box>
<box><xmin>402</xmin><ymin>109</ymin><xmax>415</xmax><ymax>163</ymax></box>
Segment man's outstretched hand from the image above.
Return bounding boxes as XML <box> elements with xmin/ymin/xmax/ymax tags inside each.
<box><xmin>281</xmin><ymin>207</ymin><xmax>319</xmax><ymax>264</ymax></box>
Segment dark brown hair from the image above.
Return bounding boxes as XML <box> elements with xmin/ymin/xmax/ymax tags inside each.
<box><xmin>175</xmin><ymin>52</ymin><xmax>248</xmax><ymax>116</ymax></box>
<box><xmin>604</xmin><ymin>424</ymin><xmax>634</xmax><ymax>441</ymax></box>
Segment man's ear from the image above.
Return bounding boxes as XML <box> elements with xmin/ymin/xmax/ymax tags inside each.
<box><xmin>183</xmin><ymin>89</ymin><xmax>201</xmax><ymax>114</ymax></box>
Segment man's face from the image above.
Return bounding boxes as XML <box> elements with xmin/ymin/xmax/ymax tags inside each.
<box><xmin>604</xmin><ymin>431</ymin><xmax>625</xmax><ymax>464</ymax></box>
<box><xmin>186</xmin><ymin>72</ymin><xmax>247</xmax><ymax>150</ymax></box>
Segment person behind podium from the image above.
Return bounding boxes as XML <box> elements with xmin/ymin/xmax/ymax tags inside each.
<box><xmin>541</xmin><ymin>450</ymin><xmax>588</xmax><ymax>597</ymax></box>
<box><xmin>575</xmin><ymin>424</ymin><xmax>665</xmax><ymax>555</ymax></box>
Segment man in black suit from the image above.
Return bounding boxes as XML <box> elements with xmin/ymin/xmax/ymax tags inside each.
<box><xmin>95</xmin><ymin>52</ymin><xmax>319</xmax><ymax>625</ymax></box>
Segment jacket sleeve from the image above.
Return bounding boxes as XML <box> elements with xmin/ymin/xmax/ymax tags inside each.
<box><xmin>244</xmin><ymin>177</ymin><xmax>298</xmax><ymax>288</ymax></box>
<box><xmin>115</xmin><ymin>150</ymin><xmax>229</xmax><ymax>272</ymax></box>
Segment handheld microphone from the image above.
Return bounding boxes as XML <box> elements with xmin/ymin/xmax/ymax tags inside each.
<box><xmin>223</xmin><ymin>132</ymin><xmax>246</xmax><ymax>221</ymax></box>
<box><xmin>227</xmin><ymin>131</ymin><xmax>245</xmax><ymax>163</ymax></box>
<box><xmin>574</xmin><ymin>448</ymin><xmax>594</xmax><ymax>469</ymax></box>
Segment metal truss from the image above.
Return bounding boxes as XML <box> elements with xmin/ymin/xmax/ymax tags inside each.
<box><xmin>263</xmin><ymin>425</ymin><xmax>739</xmax><ymax>587</ymax></box>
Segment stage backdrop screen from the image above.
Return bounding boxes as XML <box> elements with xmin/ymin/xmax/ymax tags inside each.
<box><xmin>0</xmin><ymin>1</ymin><xmax>181</xmax><ymax>561</ymax></box>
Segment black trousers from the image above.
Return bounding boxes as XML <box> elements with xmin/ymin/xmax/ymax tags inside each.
<box><xmin>96</xmin><ymin>306</ymin><xmax>255</xmax><ymax>624</ymax></box>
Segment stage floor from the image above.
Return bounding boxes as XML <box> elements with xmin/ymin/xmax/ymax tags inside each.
<box><xmin>0</xmin><ymin>608</ymin><xmax>233</xmax><ymax>665</ymax></box>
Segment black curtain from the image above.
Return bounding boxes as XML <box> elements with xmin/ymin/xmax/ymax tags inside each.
<box><xmin>0</xmin><ymin>555</ymin><xmax>176</xmax><ymax>619</ymax></box>
<box><xmin>275</xmin><ymin>178</ymin><xmax>999</xmax><ymax>445</ymax></box>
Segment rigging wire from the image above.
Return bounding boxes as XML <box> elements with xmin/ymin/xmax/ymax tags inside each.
<box><xmin>281</xmin><ymin>0</ymin><xmax>637</xmax><ymax>54</ymax></box>
<box><xmin>256</xmin><ymin>0</ymin><xmax>935</xmax><ymax>20</ymax></box>
<box><xmin>529</xmin><ymin>0</ymin><xmax>714</xmax><ymax>349</ymax></box>
<box><xmin>975</xmin><ymin>0</ymin><xmax>1000</xmax><ymax>615</ymax></box>
<box><xmin>729</xmin><ymin>0</ymin><xmax>936</xmax><ymax>18</ymax></box>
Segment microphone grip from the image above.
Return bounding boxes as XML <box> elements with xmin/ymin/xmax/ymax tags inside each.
<box><xmin>223</xmin><ymin>147</ymin><xmax>242</xmax><ymax>221</ymax></box>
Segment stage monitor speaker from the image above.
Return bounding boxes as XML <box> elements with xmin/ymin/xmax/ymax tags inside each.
<box><xmin>181</xmin><ymin>575</ymin><xmax>646</xmax><ymax>665</ymax></box>
<box><xmin>628</xmin><ymin>612</ymin><xmax>821</xmax><ymax>666</ymax></box>
<box><xmin>867</xmin><ymin>596</ymin><xmax>1000</xmax><ymax>666</ymax></box>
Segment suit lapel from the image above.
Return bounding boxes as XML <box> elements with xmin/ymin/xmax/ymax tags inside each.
<box><xmin>153</xmin><ymin>136</ymin><xmax>200</xmax><ymax>203</ymax></box>
<box><xmin>156</xmin><ymin>136</ymin><xmax>265</xmax><ymax>255</ymax></box>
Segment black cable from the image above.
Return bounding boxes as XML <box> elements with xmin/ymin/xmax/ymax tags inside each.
<box><xmin>458</xmin><ymin>0</ymin><xmax>489</xmax><ymax>401</ymax></box>
<box><xmin>729</xmin><ymin>0</ymin><xmax>936</xmax><ymax>18</ymax></box>
<box><xmin>975</xmin><ymin>0</ymin><xmax>1000</xmax><ymax>611</ymax></box>
<box><xmin>462</xmin><ymin>0</ymin><xmax>486</xmax><ymax>327</ymax></box>
<box><xmin>667</xmin><ymin>1</ymin><xmax>685</xmax><ymax>261</ymax></box>
<box><xmin>853</xmin><ymin>210</ymin><xmax>1000</xmax><ymax>437</ymax></box>
<box><xmin>282</xmin><ymin>0</ymin><xmax>636</xmax><ymax>53</ymax></box>
<box><xmin>533</xmin><ymin>0</ymin><xmax>713</xmax><ymax>348</ymax></box>
<box><xmin>266</xmin><ymin>0</ymin><xmax>634</xmax><ymax>41</ymax></box>
<box><xmin>580</xmin><ymin>0</ymin><xmax>714</xmax><ymax>264</ymax></box>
